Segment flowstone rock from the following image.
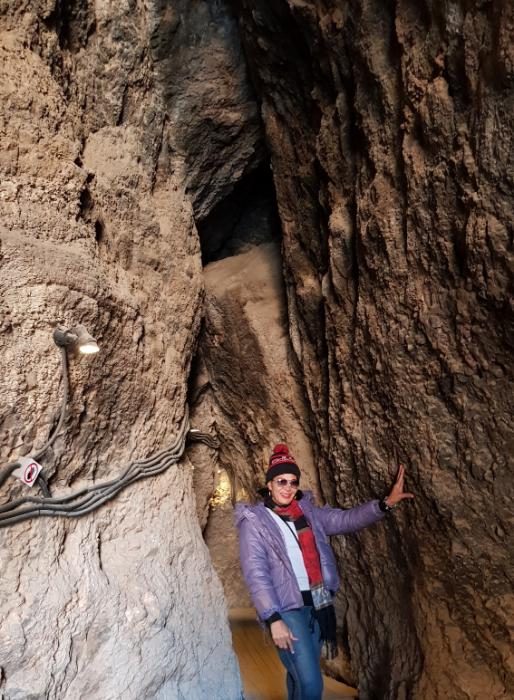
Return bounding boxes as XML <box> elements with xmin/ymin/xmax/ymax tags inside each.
<box><xmin>0</xmin><ymin>1</ymin><xmax>250</xmax><ymax>698</ymax></box>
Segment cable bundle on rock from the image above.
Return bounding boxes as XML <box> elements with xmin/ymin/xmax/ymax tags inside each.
<box><xmin>0</xmin><ymin>416</ymin><xmax>218</xmax><ymax>528</ymax></box>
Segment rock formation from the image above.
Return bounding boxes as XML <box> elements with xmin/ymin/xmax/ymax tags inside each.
<box><xmin>0</xmin><ymin>1</ymin><xmax>254</xmax><ymax>697</ymax></box>
<box><xmin>228</xmin><ymin>1</ymin><xmax>514</xmax><ymax>699</ymax></box>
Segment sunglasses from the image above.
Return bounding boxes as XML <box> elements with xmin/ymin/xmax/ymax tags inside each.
<box><xmin>273</xmin><ymin>478</ymin><xmax>299</xmax><ymax>488</ymax></box>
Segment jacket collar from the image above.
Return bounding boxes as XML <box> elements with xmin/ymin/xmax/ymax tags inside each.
<box><xmin>234</xmin><ymin>491</ymin><xmax>315</xmax><ymax>526</ymax></box>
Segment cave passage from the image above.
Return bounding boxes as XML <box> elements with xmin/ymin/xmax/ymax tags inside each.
<box><xmin>2</xmin><ymin>0</ymin><xmax>512</xmax><ymax>696</ymax></box>
<box><xmin>196</xmin><ymin>162</ymin><xmax>282</xmax><ymax>265</ymax></box>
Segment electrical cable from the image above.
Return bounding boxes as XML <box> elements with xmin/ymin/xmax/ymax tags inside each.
<box><xmin>0</xmin><ymin>347</ymin><xmax>69</xmax><ymax>495</ymax></box>
<box><xmin>0</xmin><ymin>335</ymin><xmax>220</xmax><ymax>528</ymax></box>
<box><xmin>0</xmin><ymin>415</ymin><xmax>218</xmax><ymax>528</ymax></box>
<box><xmin>187</xmin><ymin>430</ymin><xmax>219</xmax><ymax>450</ymax></box>
<box><xmin>36</xmin><ymin>473</ymin><xmax>51</xmax><ymax>498</ymax></box>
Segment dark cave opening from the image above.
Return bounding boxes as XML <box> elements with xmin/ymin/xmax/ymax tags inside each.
<box><xmin>196</xmin><ymin>162</ymin><xmax>282</xmax><ymax>266</ymax></box>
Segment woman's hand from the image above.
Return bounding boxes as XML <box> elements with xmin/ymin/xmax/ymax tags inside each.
<box><xmin>270</xmin><ymin>620</ymin><xmax>298</xmax><ymax>653</ymax></box>
<box><xmin>385</xmin><ymin>464</ymin><xmax>415</xmax><ymax>507</ymax></box>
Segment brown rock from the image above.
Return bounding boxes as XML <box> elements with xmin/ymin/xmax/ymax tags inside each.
<box><xmin>231</xmin><ymin>1</ymin><xmax>514</xmax><ymax>698</ymax></box>
<box><xmin>0</xmin><ymin>2</ymin><xmax>251</xmax><ymax>697</ymax></box>
<box><xmin>149</xmin><ymin>0</ymin><xmax>265</xmax><ymax>220</ymax></box>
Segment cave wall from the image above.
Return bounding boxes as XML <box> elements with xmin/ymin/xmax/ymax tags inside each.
<box><xmin>230</xmin><ymin>1</ymin><xmax>514</xmax><ymax>699</ymax></box>
<box><xmin>199</xmin><ymin>241</ymin><xmax>320</xmax><ymax>496</ymax></box>
<box><xmin>0</xmin><ymin>1</ymin><xmax>255</xmax><ymax>697</ymax></box>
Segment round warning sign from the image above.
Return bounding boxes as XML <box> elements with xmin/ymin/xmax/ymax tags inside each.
<box><xmin>13</xmin><ymin>457</ymin><xmax>42</xmax><ymax>487</ymax></box>
<box><xmin>24</xmin><ymin>463</ymin><xmax>37</xmax><ymax>484</ymax></box>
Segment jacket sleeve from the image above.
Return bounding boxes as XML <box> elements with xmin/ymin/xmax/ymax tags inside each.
<box><xmin>315</xmin><ymin>499</ymin><xmax>386</xmax><ymax>536</ymax></box>
<box><xmin>238</xmin><ymin>517</ymin><xmax>281</xmax><ymax>621</ymax></box>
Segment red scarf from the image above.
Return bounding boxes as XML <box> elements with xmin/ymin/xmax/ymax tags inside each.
<box><xmin>272</xmin><ymin>498</ymin><xmax>323</xmax><ymax>586</ymax></box>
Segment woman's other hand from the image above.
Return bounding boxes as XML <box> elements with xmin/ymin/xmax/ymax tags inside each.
<box><xmin>270</xmin><ymin>620</ymin><xmax>298</xmax><ymax>653</ymax></box>
<box><xmin>385</xmin><ymin>463</ymin><xmax>415</xmax><ymax>507</ymax></box>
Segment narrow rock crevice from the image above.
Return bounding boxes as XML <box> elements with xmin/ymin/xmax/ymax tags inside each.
<box><xmin>196</xmin><ymin>162</ymin><xmax>281</xmax><ymax>265</ymax></box>
<box><xmin>189</xmin><ymin>157</ymin><xmax>324</xmax><ymax>623</ymax></box>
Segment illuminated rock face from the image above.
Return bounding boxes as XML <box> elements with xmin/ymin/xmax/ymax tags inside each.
<box><xmin>227</xmin><ymin>2</ymin><xmax>513</xmax><ymax>699</ymax></box>
<box><xmin>0</xmin><ymin>2</ymin><xmax>251</xmax><ymax>698</ymax></box>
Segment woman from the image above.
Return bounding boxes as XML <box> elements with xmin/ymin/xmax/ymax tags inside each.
<box><xmin>235</xmin><ymin>443</ymin><xmax>414</xmax><ymax>700</ymax></box>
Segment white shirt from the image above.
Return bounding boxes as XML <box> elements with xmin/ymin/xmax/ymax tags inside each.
<box><xmin>268</xmin><ymin>510</ymin><xmax>310</xmax><ymax>591</ymax></box>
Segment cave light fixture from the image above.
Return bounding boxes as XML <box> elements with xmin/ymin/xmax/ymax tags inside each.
<box><xmin>53</xmin><ymin>324</ymin><xmax>100</xmax><ymax>354</ymax></box>
<box><xmin>0</xmin><ymin>323</ymin><xmax>215</xmax><ymax>527</ymax></box>
<box><xmin>0</xmin><ymin>322</ymin><xmax>101</xmax><ymax>497</ymax></box>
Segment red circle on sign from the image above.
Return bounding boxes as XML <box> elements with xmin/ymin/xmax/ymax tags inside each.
<box><xmin>24</xmin><ymin>463</ymin><xmax>36</xmax><ymax>483</ymax></box>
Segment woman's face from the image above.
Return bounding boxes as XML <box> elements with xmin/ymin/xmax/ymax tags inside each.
<box><xmin>267</xmin><ymin>473</ymin><xmax>299</xmax><ymax>507</ymax></box>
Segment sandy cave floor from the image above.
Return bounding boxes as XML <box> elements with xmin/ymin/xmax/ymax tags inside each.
<box><xmin>229</xmin><ymin>608</ymin><xmax>358</xmax><ymax>700</ymax></box>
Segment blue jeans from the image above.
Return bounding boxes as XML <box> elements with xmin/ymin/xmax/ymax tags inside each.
<box><xmin>277</xmin><ymin>606</ymin><xmax>323</xmax><ymax>700</ymax></box>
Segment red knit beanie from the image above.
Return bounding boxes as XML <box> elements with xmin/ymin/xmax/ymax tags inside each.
<box><xmin>265</xmin><ymin>443</ymin><xmax>301</xmax><ymax>483</ymax></box>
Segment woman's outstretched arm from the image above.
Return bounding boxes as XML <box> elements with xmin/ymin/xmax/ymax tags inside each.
<box><xmin>315</xmin><ymin>464</ymin><xmax>414</xmax><ymax>536</ymax></box>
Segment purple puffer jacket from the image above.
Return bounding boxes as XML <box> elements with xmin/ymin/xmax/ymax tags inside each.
<box><xmin>235</xmin><ymin>492</ymin><xmax>385</xmax><ymax>622</ymax></box>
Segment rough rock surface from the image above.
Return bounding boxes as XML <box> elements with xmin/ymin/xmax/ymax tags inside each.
<box><xmin>232</xmin><ymin>2</ymin><xmax>514</xmax><ymax>699</ymax></box>
<box><xmin>0</xmin><ymin>465</ymin><xmax>239</xmax><ymax>700</ymax></box>
<box><xmin>0</xmin><ymin>1</ymin><xmax>252</xmax><ymax>698</ymax></box>
<box><xmin>203</xmin><ymin>468</ymin><xmax>251</xmax><ymax>609</ymax></box>
<box><xmin>150</xmin><ymin>0</ymin><xmax>265</xmax><ymax>221</ymax></box>
<box><xmin>201</xmin><ymin>243</ymin><xmax>319</xmax><ymax>495</ymax></box>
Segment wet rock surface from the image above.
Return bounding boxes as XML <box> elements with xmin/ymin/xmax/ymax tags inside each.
<box><xmin>231</xmin><ymin>1</ymin><xmax>514</xmax><ymax>698</ymax></box>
